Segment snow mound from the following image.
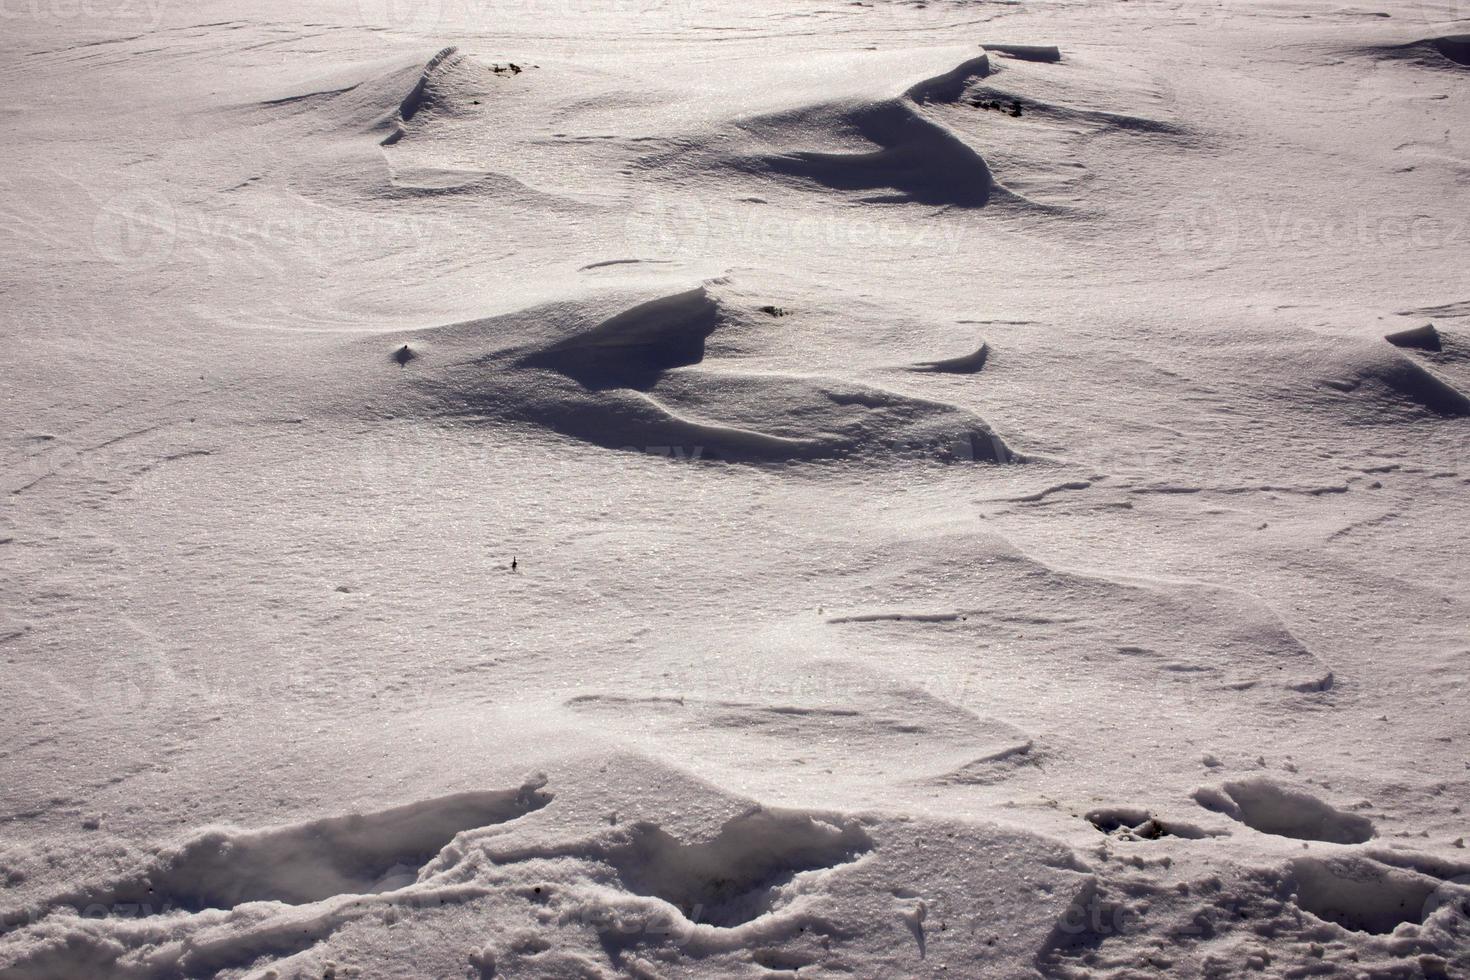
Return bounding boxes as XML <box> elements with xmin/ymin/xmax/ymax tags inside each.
<box><xmin>821</xmin><ymin>532</ymin><xmax>1336</xmax><ymax>695</ymax></box>
<box><xmin>564</xmin><ymin>660</ymin><xmax>1034</xmax><ymax>793</ymax></box>
<box><xmin>397</xmin><ymin>46</ymin><xmax>464</xmax><ymax>124</ymax></box>
<box><xmin>361</xmin><ymin>284</ymin><xmax>1022</xmax><ymax>464</ymax></box>
<box><xmin>246</xmin><ymin>45</ymin><xmax>497</xmax><ymax>138</ymax></box>
<box><xmin>1318</xmin><ymin>343</ymin><xmax>1470</xmax><ymax>417</ymax></box>
<box><xmin>1205</xmin><ymin>327</ymin><xmax>1470</xmax><ymax>420</ymax></box>
<box><xmin>381</xmin><ymin>46</ymin><xmax>510</xmax><ymax>145</ymax></box>
<box><xmin>1360</xmin><ymin>35</ymin><xmax>1470</xmax><ymax>70</ymax></box>
<box><xmin>904</xmin><ymin>44</ymin><xmax>1187</xmax><ymax>208</ymax></box>
<box><xmin>238</xmin><ymin>46</ymin><xmax>562</xmax><ymax>205</ymax></box>
<box><xmin>522</xmin><ymin>286</ymin><xmax>722</xmax><ymax>390</ymax></box>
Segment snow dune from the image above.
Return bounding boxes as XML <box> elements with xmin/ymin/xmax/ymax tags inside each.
<box><xmin>359</xmin><ymin>282</ymin><xmax>1021</xmax><ymax>463</ymax></box>
<box><xmin>2</xmin><ymin>1</ymin><xmax>1469</xmax><ymax>977</ymax></box>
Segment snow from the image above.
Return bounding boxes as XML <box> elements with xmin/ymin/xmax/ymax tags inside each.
<box><xmin>3</xmin><ymin>0</ymin><xmax>1470</xmax><ymax>976</ymax></box>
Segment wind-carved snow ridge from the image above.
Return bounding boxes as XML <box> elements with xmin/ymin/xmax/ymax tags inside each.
<box><xmin>903</xmin><ymin>53</ymin><xmax>997</xmax><ymax>105</ymax></box>
<box><xmin>241</xmin><ymin>44</ymin><xmax>488</xmax><ymax>142</ymax></box>
<box><xmin>366</xmin><ymin>282</ymin><xmax>1023</xmax><ymax>465</ymax></box>
<box><xmin>1359</xmin><ymin>34</ymin><xmax>1470</xmax><ymax>70</ymax></box>
<box><xmin>743</xmin><ymin>54</ymin><xmax>999</xmax><ymax>207</ymax></box>
<box><xmin>521</xmin><ymin>286</ymin><xmax>723</xmax><ymax>391</ymax></box>
<box><xmin>910</xmin><ymin>339</ymin><xmax>989</xmax><ymax>373</ymax></box>
<box><xmin>734</xmin><ymin>44</ymin><xmax>1187</xmax><ymax>212</ymax></box>
<box><xmin>1433</xmin><ymin>35</ymin><xmax>1470</xmax><ymax>67</ymax></box>
<box><xmin>397</xmin><ymin>46</ymin><xmax>463</xmax><ymax>125</ymax></box>
<box><xmin>379</xmin><ymin>45</ymin><xmax>512</xmax><ymax>148</ymax></box>
<box><xmin>980</xmin><ymin>44</ymin><xmax>1062</xmax><ymax>64</ymax></box>
<box><xmin>1321</xmin><ymin>344</ymin><xmax>1470</xmax><ymax>417</ymax></box>
<box><xmin>10</xmin><ymin>4</ymin><xmax>1470</xmax><ymax>978</ymax></box>
<box><xmin>232</xmin><ymin>43</ymin><xmax>564</xmax><ymax>204</ymax></box>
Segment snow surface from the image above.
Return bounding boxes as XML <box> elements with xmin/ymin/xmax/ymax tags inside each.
<box><xmin>2</xmin><ymin>0</ymin><xmax>1470</xmax><ymax>976</ymax></box>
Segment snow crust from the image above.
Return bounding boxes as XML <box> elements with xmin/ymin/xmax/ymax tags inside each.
<box><xmin>3</xmin><ymin>0</ymin><xmax>1469</xmax><ymax>976</ymax></box>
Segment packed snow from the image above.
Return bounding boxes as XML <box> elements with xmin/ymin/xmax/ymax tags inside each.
<box><xmin>2</xmin><ymin>0</ymin><xmax>1469</xmax><ymax>976</ymax></box>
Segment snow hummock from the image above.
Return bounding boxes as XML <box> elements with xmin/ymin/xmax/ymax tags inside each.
<box><xmin>3</xmin><ymin>0</ymin><xmax>1470</xmax><ymax>976</ymax></box>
